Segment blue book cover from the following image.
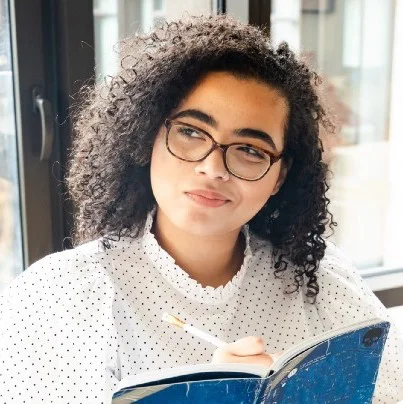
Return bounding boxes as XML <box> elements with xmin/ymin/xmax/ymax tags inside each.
<box><xmin>112</xmin><ymin>318</ymin><xmax>389</xmax><ymax>404</ymax></box>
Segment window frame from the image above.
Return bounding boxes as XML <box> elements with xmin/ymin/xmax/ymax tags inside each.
<box><xmin>9</xmin><ymin>0</ymin><xmax>95</xmax><ymax>267</ymax></box>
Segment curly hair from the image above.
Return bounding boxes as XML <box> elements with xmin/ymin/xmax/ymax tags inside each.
<box><xmin>67</xmin><ymin>14</ymin><xmax>336</xmax><ymax>300</ymax></box>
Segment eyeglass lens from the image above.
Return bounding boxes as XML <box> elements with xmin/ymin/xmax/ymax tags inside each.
<box><xmin>167</xmin><ymin>123</ymin><xmax>272</xmax><ymax>180</ymax></box>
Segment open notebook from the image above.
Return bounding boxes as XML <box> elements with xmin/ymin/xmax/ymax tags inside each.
<box><xmin>112</xmin><ymin>318</ymin><xmax>390</xmax><ymax>403</ymax></box>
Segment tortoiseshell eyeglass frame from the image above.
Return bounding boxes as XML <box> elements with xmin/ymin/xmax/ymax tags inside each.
<box><xmin>164</xmin><ymin>119</ymin><xmax>283</xmax><ymax>181</ymax></box>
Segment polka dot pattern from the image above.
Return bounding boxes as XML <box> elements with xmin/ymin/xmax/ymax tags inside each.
<box><xmin>0</xmin><ymin>212</ymin><xmax>402</xmax><ymax>403</ymax></box>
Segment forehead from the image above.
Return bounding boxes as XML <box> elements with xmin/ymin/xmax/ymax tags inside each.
<box><xmin>175</xmin><ymin>71</ymin><xmax>289</xmax><ymax>149</ymax></box>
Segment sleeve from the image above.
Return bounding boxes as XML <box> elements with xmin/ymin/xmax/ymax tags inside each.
<box><xmin>0</xmin><ymin>248</ymin><xmax>120</xmax><ymax>404</ymax></box>
<box><xmin>314</xmin><ymin>242</ymin><xmax>403</xmax><ymax>404</ymax></box>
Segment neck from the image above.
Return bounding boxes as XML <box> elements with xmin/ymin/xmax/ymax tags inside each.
<box><xmin>151</xmin><ymin>209</ymin><xmax>246</xmax><ymax>288</ymax></box>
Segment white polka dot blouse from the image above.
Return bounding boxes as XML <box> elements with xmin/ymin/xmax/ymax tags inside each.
<box><xmin>1</xmin><ymin>211</ymin><xmax>402</xmax><ymax>403</ymax></box>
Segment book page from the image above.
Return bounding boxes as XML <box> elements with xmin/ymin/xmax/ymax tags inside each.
<box><xmin>115</xmin><ymin>362</ymin><xmax>270</xmax><ymax>391</ymax></box>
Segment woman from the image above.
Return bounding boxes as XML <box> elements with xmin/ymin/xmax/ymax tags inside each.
<box><xmin>1</xmin><ymin>15</ymin><xmax>402</xmax><ymax>403</ymax></box>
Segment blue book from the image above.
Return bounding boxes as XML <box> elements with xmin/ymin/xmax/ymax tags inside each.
<box><xmin>112</xmin><ymin>318</ymin><xmax>389</xmax><ymax>403</ymax></box>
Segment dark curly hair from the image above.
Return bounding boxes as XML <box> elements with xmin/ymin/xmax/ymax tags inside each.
<box><xmin>67</xmin><ymin>14</ymin><xmax>336</xmax><ymax>300</ymax></box>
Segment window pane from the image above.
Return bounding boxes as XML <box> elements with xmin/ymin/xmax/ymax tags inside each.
<box><xmin>93</xmin><ymin>0</ymin><xmax>249</xmax><ymax>79</ymax></box>
<box><xmin>271</xmin><ymin>0</ymin><xmax>402</xmax><ymax>270</ymax></box>
<box><xmin>94</xmin><ymin>0</ymin><xmax>214</xmax><ymax>80</ymax></box>
<box><xmin>0</xmin><ymin>0</ymin><xmax>24</xmax><ymax>292</ymax></box>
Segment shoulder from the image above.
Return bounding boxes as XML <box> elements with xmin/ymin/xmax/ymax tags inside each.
<box><xmin>0</xmin><ymin>234</ymin><xmax>147</xmax><ymax>304</ymax></box>
<box><xmin>248</xmin><ymin>232</ymin><xmax>366</xmax><ymax>289</ymax></box>
<box><xmin>317</xmin><ymin>240</ymin><xmax>370</xmax><ymax>297</ymax></box>
<box><xmin>7</xmin><ymin>238</ymin><xmax>102</xmax><ymax>284</ymax></box>
<box><xmin>0</xmin><ymin>237</ymin><xmax>122</xmax><ymax>309</ymax></box>
<box><xmin>317</xmin><ymin>241</ymin><xmax>359</xmax><ymax>284</ymax></box>
<box><xmin>247</xmin><ymin>234</ymin><xmax>386</xmax><ymax>319</ymax></box>
<box><xmin>314</xmin><ymin>240</ymin><xmax>388</xmax><ymax>328</ymax></box>
<box><xmin>0</xmin><ymin>237</ymin><xmax>138</xmax><ymax>342</ymax></box>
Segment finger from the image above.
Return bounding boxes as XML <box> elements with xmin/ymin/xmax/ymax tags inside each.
<box><xmin>212</xmin><ymin>351</ymin><xmax>274</xmax><ymax>367</ymax></box>
<box><xmin>225</xmin><ymin>336</ymin><xmax>265</xmax><ymax>356</ymax></box>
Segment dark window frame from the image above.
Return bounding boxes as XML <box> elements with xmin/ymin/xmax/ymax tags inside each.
<box><xmin>248</xmin><ymin>0</ymin><xmax>271</xmax><ymax>31</ymax></box>
<box><xmin>9</xmin><ymin>0</ymin><xmax>95</xmax><ymax>266</ymax></box>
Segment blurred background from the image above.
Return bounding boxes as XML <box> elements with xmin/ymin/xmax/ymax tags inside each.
<box><xmin>1</xmin><ymin>0</ymin><xmax>402</xmax><ymax>307</ymax></box>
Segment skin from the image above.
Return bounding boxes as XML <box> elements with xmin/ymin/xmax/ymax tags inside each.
<box><xmin>150</xmin><ymin>71</ymin><xmax>289</xmax><ymax>366</ymax></box>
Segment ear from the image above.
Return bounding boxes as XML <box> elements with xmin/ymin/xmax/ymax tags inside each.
<box><xmin>271</xmin><ymin>157</ymin><xmax>292</xmax><ymax>196</ymax></box>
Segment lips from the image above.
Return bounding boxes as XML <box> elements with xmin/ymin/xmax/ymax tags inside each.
<box><xmin>185</xmin><ymin>189</ymin><xmax>231</xmax><ymax>208</ymax></box>
<box><xmin>186</xmin><ymin>189</ymin><xmax>229</xmax><ymax>201</ymax></box>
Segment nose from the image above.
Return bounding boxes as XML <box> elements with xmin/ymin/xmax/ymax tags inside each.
<box><xmin>194</xmin><ymin>147</ymin><xmax>230</xmax><ymax>181</ymax></box>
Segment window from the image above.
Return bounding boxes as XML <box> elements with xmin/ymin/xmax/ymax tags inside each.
<box><xmin>94</xmin><ymin>0</ymin><xmax>249</xmax><ymax>79</ymax></box>
<box><xmin>271</xmin><ymin>0</ymin><xmax>403</xmax><ymax>285</ymax></box>
<box><xmin>0</xmin><ymin>0</ymin><xmax>23</xmax><ymax>292</ymax></box>
<box><xmin>0</xmin><ymin>0</ymin><xmax>95</xmax><ymax>291</ymax></box>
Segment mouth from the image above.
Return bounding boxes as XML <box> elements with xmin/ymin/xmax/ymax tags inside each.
<box><xmin>185</xmin><ymin>189</ymin><xmax>230</xmax><ymax>208</ymax></box>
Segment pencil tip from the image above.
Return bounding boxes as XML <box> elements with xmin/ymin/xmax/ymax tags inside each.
<box><xmin>161</xmin><ymin>312</ymin><xmax>185</xmax><ymax>328</ymax></box>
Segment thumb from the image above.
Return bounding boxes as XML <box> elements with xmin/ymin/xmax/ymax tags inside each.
<box><xmin>225</xmin><ymin>336</ymin><xmax>265</xmax><ymax>356</ymax></box>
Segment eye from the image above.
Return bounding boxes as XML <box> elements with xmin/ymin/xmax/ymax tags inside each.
<box><xmin>177</xmin><ymin>125</ymin><xmax>205</xmax><ymax>139</ymax></box>
<box><xmin>237</xmin><ymin>145</ymin><xmax>266</xmax><ymax>160</ymax></box>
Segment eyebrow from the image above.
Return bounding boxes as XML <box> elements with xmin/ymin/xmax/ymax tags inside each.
<box><xmin>170</xmin><ymin>108</ymin><xmax>279</xmax><ymax>151</ymax></box>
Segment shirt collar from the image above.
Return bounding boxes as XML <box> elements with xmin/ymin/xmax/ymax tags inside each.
<box><xmin>141</xmin><ymin>209</ymin><xmax>253</xmax><ymax>304</ymax></box>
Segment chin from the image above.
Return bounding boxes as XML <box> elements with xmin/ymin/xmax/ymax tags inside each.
<box><xmin>173</xmin><ymin>208</ymin><xmax>238</xmax><ymax>237</ymax></box>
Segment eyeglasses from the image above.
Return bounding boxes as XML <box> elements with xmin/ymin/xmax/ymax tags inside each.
<box><xmin>164</xmin><ymin>119</ymin><xmax>283</xmax><ymax>181</ymax></box>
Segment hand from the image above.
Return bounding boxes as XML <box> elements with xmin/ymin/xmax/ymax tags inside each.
<box><xmin>212</xmin><ymin>336</ymin><xmax>281</xmax><ymax>367</ymax></box>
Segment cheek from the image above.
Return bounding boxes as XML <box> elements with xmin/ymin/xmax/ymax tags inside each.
<box><xmin>150</xmin><ymin>135</ymin><xmax>186</xmax><ymax>199</ymax></box>
<box><xmin>238</xmin><ymin>165</ymin><xmax>281</xmax><ymax>209</ymax></box>
<box><xmin>150</xmin><ymin>134</ymin><xmax>166</xmax><ymax>172</ymax></box>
